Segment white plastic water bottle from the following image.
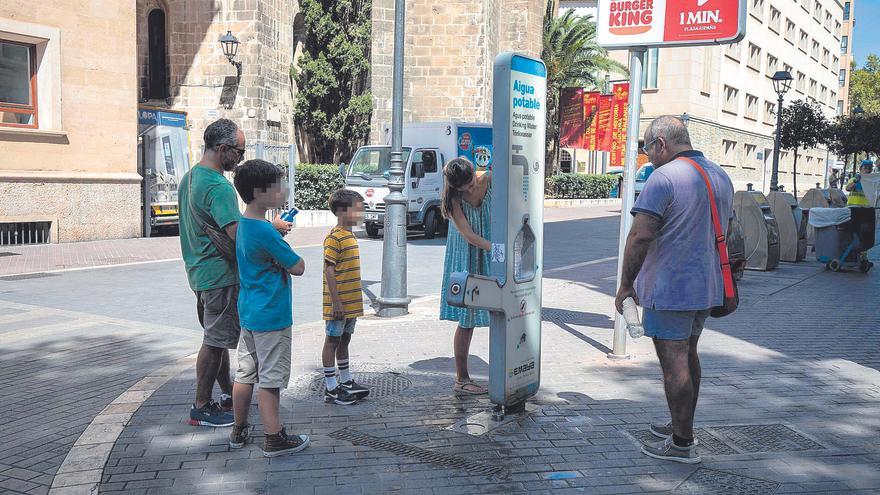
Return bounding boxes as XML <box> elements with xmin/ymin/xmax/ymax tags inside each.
<box><xmin>622</xmin><ymin>297</ymin><xmax>644</xmax><ymax>338</ymax></box>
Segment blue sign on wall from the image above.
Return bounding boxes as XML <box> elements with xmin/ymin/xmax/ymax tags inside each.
<box><xmin>138</xmin><ymin>108</ymin><xmax>187</xmax><ymax>128</ymax></box>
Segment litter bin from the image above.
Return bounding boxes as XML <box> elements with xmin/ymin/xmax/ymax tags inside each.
<box><xmin>810</xmin><ymin>207</ymin><xmax>875</xmax><ymax>273</ymax></box>
<box><xmin>768</xmin><ymin>191</ymin><xmax>807</xmax><ymax>262</ymax></box>
<box><xmin>734</xmin><ymin>190</ymin><xmax>780</xmax><ymax>271</ymax></box>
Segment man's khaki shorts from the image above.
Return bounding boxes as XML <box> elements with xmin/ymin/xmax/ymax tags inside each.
<box><xmin>235</xmin><ymin>327</ymin><xmax>292</xmax><ymax>389</ymax></box>
<box><xmin>195</xmin><ymin>285</ymin><xmax>241</xmax><ymax>349</ymax></box>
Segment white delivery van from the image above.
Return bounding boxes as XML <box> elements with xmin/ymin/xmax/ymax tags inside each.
<box><xmin>342</xmin><ymin>122</ymin><xmax>492</xmax><ymax>238</ymax></box>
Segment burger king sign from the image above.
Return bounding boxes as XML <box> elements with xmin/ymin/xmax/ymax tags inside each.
<box><xmin>598</xmin><ymin>0</ymin><xmax>746</xmax><ymax>48</ymax></box>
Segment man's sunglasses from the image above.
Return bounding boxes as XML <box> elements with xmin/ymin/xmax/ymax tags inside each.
<box><xmin>641</xmin><ymin>137</ymin><xmax>660</xmax><ymax>155</ymax></box>
<box><xmin>221</xmin><ymin>144</ymin><xmax>246</xmax><ymax>157</ymax></box>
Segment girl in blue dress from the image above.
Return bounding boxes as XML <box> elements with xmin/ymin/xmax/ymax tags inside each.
<box><xmin>439</xmin><ymin>158</ymin><xmax>492</xmax><ymax>395</ymax></box>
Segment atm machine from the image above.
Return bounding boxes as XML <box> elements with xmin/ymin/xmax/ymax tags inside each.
<box><xmin>734</xmin><ymin>189</ymin><xmax>780</xmax><ymax>271</ymax></box>
<box><xmin>447</xmin><ymin>53</ymin><xmax>546</xmax><ymax>418</ymax></box>
<box><xmin>137</xmin><ymin>106</ymin><xmax>191</xmax><ymax>236</ymax></box>
<box><xmin>767</xmin><ymin>191</ymin><xmax>807</xmax><ymax>262</ymax></box>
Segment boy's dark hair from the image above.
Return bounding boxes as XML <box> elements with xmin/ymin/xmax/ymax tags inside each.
<box><xmin>234</xmin><ymin>159</ymin><xmax>284</xmax><ymax>204</ymax></box>
<box><xmin>329</xmin><ymin>189</ymin><xmax>363</xmax><ymax>215</ymax></box>
<box><xmin>204</xmin><ymin>118</ymin><xmax>239</xmax><ymax>151</ymax></box>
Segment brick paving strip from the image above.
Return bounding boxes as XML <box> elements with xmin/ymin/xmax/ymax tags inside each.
<box><xmin>47</xmin><ymin>355</ymin><xmax>197</xmax><ymax>495</ymax></box>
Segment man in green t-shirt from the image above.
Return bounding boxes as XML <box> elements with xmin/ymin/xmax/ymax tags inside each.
<box><xmin>178</xmin><ymin>119</ymin><xmax>247</xmax><ymax>427</ymax></box>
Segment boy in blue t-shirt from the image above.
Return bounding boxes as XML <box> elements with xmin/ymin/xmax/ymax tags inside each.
<box><xmin>229</xmin><ymin>159</ymin><xmax>309</xmax><ymax>457</ymax></box>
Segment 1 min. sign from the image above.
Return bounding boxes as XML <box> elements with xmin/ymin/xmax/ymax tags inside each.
<box><xmin>597</xmin><ymin>0</ymin><xmax>746</xmax><ymax>49</ymax></box>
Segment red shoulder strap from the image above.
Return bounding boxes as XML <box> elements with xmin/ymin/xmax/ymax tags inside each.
<box><xmin>680</xmin><ymin>157</ymin><xmax>736</xmax><ymax>299</ymax></box>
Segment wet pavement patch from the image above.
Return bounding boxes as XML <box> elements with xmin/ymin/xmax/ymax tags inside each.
<box><xmin>330</xmin><ymin>427</ymin><xmax>509</xmax><ymax>478</ymax></box>
<box><xmin>673</xmin><ymin>468</ymin><xmax>780</xmax><ymax>494</ymax></box>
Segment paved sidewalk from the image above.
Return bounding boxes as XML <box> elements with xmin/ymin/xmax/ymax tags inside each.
<box><xmin>60</xmin><ymin>250</ymin><xmax>880</xmax><ymax>494</ymax></box>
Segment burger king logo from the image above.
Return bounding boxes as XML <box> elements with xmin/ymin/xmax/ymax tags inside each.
<box><xmin>608</xmin><ymin>1</ymin><xmax>654</xmax><ymax>35</ymax></box>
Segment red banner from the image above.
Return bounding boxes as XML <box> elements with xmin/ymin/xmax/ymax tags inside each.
<box><xmin>596</xmin><ymin>95</ymin><xmax>614</xmax><ymax>152</ymax></box>
<box><xmin>583</xmin><ymin>92</ymin><xmax>600</xmax><ymax>151</ymax></box>
<box><xmin>559</xmin><ymin>88</ymin><xmax>585</xmax><ymax>149</ymax></box>
<box><xmin>609</xmin><ymin>83</ymin><xmax>629</xmax><ymax>167</ymax></box>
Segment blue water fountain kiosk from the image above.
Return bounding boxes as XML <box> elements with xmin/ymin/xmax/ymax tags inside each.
<box><xmin>447</xmin><ymin>53</ymin><xmax>546</xmax><ymax>417</ymax></box>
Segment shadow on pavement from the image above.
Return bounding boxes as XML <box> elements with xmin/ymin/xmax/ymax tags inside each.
<box><xmin>1</xmin><ymin>331</ymin><xmax>199</xmax><ymax>493</ymax></box>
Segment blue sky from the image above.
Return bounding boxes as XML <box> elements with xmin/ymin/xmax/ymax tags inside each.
<box><xmin>852</xmin><ymin>1</ymin><xmax>880</xmax><ymax>66</ymax></box>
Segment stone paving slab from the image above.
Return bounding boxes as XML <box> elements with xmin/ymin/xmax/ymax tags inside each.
<box><xmin>93</xmin><ymin>252</ymin><xmax>880</xmax><ymax>494</ymax></box>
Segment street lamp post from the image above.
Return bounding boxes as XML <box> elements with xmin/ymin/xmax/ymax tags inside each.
<box><xmin>218</xmin><ymin>31</ymin><xmax>243</xmax><ymax>79</ymax></box>
<box><xmin>769</xmin><ymin>71</ymin><xmax>793</xmax><ymax>192</ymax></box>
<box><xmin>377</xmin><ymin>0</ymin><xmax>411</xmax><ymax>317</ymax></box>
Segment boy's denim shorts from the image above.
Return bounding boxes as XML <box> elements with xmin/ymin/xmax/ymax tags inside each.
<box><xmin>325</xmin><ymin>318</ymin><xmax>357</xmax><ymax>337</ymax></box>
<box><xmin>643</xmin><ymin>309</ymin><xmax>709</xmax><ymax>341</ymax></box>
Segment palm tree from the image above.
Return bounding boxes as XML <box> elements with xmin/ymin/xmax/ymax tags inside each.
<box><xmin>542</xmin><ymin>0</ymin><xmax>627</xmax><ymax>175</ymax></box>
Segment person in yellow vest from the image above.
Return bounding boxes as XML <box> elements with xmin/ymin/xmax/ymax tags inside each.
<box><xmin>845</xmin><ymin>160</ymin><xmax>874</xmax><ymax>207</ymax></box>
<box><xmin>845</xmin><ymin>160</ymin><xmax>875</xmax><ymax>270</ymax></box>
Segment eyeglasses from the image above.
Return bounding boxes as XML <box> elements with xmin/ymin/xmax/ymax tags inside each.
<box><xmin>219</xmin><ymin>144</ymin><xmax>245</xmax><ymax>157</ymax></box>
<box><xmin>641</xmin><ymin>137</ymin><xmax>659</xmax><ymax>155</ymax></box>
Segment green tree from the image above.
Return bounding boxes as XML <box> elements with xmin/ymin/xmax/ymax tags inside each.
<box><xmin>829</xmin><ymin>113</ymin><xmax>880</xmax><ymax>173</ymax></box>
<box><xmin>849</xmin><ymin>54</ymin><xmax>880</xmax><ymax>114</ymax></box>
<box><xmin>778</xmin><ymin>99</ymin><xmax>829</xmax><ymax>196</ymax></box>
<box><xmin>294</xmin><ymin>0</ymin><xmax>372</xmax><ymax>165</ymax></box>
<box><xmin>542</xmin><ymin>0</ymin><xmax>627</xmax><ymax>175</ymax></box>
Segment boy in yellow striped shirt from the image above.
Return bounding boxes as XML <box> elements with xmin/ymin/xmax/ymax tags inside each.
<box><xmin>322</xmin><ymin>189</ymin><xmax>370</xmax><ymax>405</ymax></box>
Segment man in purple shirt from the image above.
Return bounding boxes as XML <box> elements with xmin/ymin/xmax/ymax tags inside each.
<box><xmin>615</xmin><ymin>116</ymin><xmax>734</xmax><ymax>464</ymax></box>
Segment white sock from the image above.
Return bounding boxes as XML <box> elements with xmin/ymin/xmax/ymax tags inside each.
<box><xmin>324</xmin><ymin>367</ymin><xmax>338</xmax><ymax>391</ymax></box>
<box><xmin>338</xmin><ymin>359</ymin><xmax>352</xmax><ymax>383</ymax></box>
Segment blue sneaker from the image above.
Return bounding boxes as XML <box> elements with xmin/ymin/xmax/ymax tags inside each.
<box><xmin>189</xmin><ymin>400</ymin><xmax>234</xmax><ymax>427</ymax></box>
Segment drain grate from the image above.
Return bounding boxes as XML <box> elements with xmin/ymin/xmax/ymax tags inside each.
<box><xmin>710</xmin><ymin>424</ymin><xmax>824</xmax><ymax>453</ymax></box>
<box><xmin>625</xmin><ymin>424</ymin><xmax>824</xmax><ymax>456</ymax></box>
<box><xmin>307</xmin><ymin>371</ymin><xmax>412</xmax><ymax>399</ymax></box>
<box><xmin>0</xmin><ymin>272</ymin><xmax>59</xmax><ymax>281</ymax></box>
<box><xmin>625</xmin><ymin>428</ymin><xmax>737</xmax><ymax>456</ymax></box>
<box><xmin>330</xmin><ymin>427</ymin><xmax>508</xmax><ymax>478</ymax></box>
<box><xmin>673</xmin><ymin>468</ymin><xmax>780</xmax><ymax>494</ymax></box>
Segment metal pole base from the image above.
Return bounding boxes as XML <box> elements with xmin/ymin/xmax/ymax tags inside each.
<box><xmin>491</xmin><ymin>401</ymin><xmax>527</xmax><ymax>421</ymax></box>
<box><xmin>376</xmin><ymin>297</ymin><xmax>412</xmax><ymax>317</ymax></box>
<box><xmin>606</xmin><ymin>352</ymin><xmax>633</xmax><ymax>360</ymax></box>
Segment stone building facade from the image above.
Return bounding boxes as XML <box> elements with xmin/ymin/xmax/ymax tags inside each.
<box><xmin>136</xmin><ymin>0</ymin><xmax>299</xmax><ymax>157</ymax></box>
<box><xmin>370</xmin><ymin>0</ymin><xmax>545</xmax><ymax>143</ymax></box>
<box><xmin>0</xmin><ymin>0</ymin><xmax>544</xmax><ymax>243</ymax></box>
<box><xmin>0</xmin><ymin>0</ymin><xmax>141</xmax><ymax>243</ymax></box>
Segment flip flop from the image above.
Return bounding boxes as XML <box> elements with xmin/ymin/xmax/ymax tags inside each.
<box><xmin>454</xmin><ymin>379</ymin><xmax>488</xmax><ymax>395</ymax></box>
